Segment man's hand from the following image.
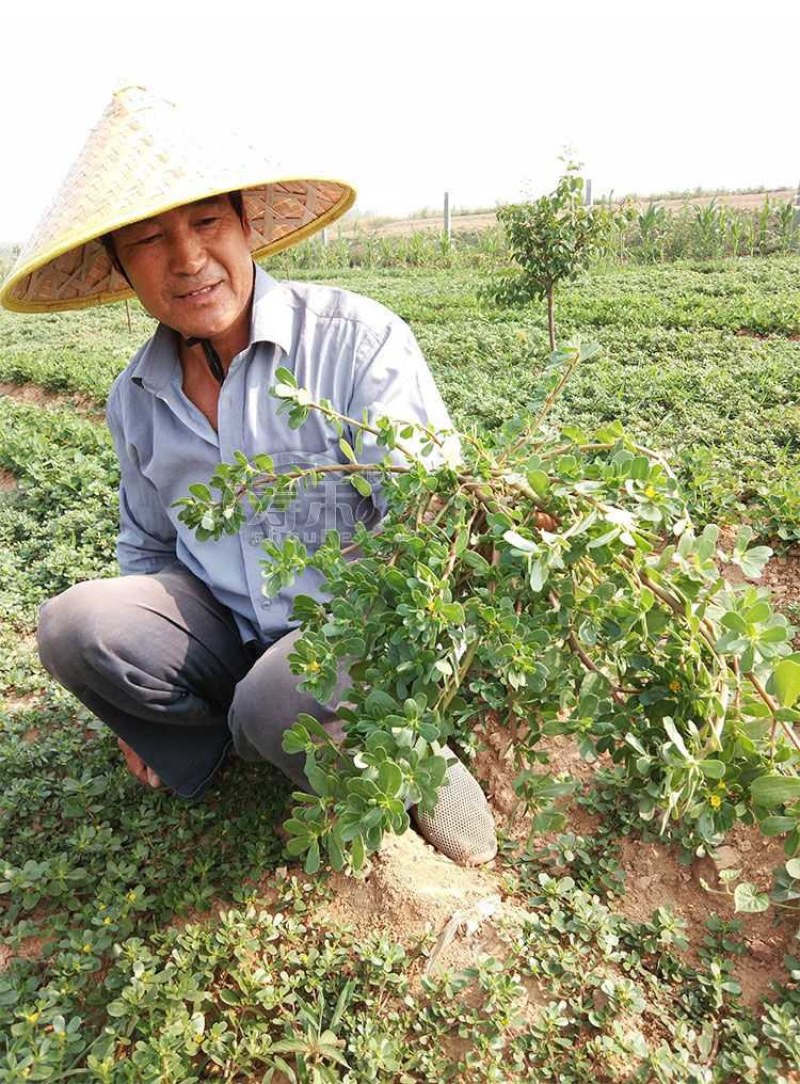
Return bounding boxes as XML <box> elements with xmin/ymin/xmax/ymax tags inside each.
<box><xmin>117</xmin><ymin>737</ymin><xmax>163</xmax><ymax>789</ymax></box>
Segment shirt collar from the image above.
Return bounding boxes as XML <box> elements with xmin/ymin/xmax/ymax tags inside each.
<box><xmin>130</xmin><ymin>265</ymin><xmax>293</xmax><ymax>393</ymax></box>
<box><xmin>249</xmin><ymin>265</ymin><xmax>294</xmax><ymax>355</ymax></box>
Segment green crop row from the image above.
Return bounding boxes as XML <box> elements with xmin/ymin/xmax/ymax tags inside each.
<box><xmin>1</xmin><ymin>259</ymin><xmax>798</xmax><ymax>541</ymax></box>
<box><xmin>0</xmin><ymin>399</ymin><xmax>118</xmax><ymax>629</ymax></box>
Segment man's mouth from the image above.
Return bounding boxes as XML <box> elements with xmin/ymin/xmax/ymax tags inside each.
<box><xmin>177</xmin><ymin>282</ymin><xmax>220</xmax><ymax>299</ymax></box>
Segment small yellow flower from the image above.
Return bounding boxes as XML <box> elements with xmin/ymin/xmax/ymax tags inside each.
<box><xmin>709</xmin><ymin>794</ymin><xmax>722</xmax><ymax>809</ymax></box>
<box><xmin>669</xmin><ymin>680</ymin><xmax>681</xmax><ymax>693</ymax></box>
<box><xmin>82</xmin><ymin>943</ymin><xmax>92</xmax><ymax>954</ymax></box>
<box><xmin>125</xmin><ymin>890</ymin><xmax>137</xmax><ymax>903</ymax></box>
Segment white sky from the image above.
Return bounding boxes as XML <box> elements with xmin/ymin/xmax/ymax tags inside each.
<box><xmin>2</xmin><ymin>0</ymin><xmax>798</xmax><ymax>244</ymax></box>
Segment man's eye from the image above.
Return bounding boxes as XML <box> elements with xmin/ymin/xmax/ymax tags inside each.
<box><xmin>134</xmin><ymin>234</ymin><xmax>162</xmax><ymax>247</ymax></box>
<box><xmin>197</xmin><ymin>216</ymin><xmax>219</xmax><ymax>227</ymax></box>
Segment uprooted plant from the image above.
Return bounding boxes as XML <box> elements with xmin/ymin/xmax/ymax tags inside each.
<box><xmin>176</xmin><ymin>343</ymin><xmax>800</xmax><ymax>876</ymax></box>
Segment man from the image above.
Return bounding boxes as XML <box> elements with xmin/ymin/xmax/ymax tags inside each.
<box><xmin>1</xmin><ymin>86</ymin><xmax>496</xmax><ymax>867</ymax></box>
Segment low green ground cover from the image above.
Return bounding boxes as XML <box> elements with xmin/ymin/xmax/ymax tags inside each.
<box><xmin>0</xmin><ymin>256</ymin><xmax>799</xmax><ymax>1080</ymax></box>
<box><xmin>2</xmin><ymin>258</ymin><xmax>798</xmax><ymax>541</ymax></box>
<box><xmin>0</xmin><ymin>306</ymin><xmax>153</xmax><ymax>404</ymax></box>
<box><xmin>0</xmin><ymin>400</ymin><xmax>118</xmax><ymax>625</ymax></box>
<box><xmin>309</xmin><ymin>259</ymin><xmax>800</xmax><ymax>542</ymax></box>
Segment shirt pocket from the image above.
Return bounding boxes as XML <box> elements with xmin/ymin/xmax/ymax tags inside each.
<box><xmin>246</xmin><ymin>449</ymin><xmax>380</xmax><ymax>552</ymax></box>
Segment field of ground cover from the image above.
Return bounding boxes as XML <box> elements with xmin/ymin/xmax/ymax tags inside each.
<box><xmin>313</xmin><ymin>259</ymin><xmax>800</xmax><ymax>544</ymax></box>
<box><xmin>0</xmin><ymin>256</ymin><xmax>799</xmax><ymax>1081</ymax></box>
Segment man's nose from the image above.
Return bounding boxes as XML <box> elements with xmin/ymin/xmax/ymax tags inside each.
<box><xmin>168</xmin><ymin>228</ymin><xmax>206</xmax><ymax>275</ymax></box>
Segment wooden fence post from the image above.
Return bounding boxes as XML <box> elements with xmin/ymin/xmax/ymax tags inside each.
<box><xmin>443</xmin><ymin>191</ymin><xmax>452</xmax><ymax>247</ymax></box>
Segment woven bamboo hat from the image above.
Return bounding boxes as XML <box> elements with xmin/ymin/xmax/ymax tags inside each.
<box><xmin>0</xmin><ymin>86</ymin><xmax>356</xmax><ymax>313</ymax></box>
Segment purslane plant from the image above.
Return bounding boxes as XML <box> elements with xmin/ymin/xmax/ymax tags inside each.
<box><xmin>175</xmin><ymin>344</ymin><xmax>800</xmax><ymax>874</ymax></box>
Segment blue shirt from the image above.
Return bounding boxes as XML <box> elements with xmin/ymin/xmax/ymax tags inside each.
<box><xmin>106</xmin><ymin>266</ymin><xmax>455</xmax><ymax>644</ymax></box>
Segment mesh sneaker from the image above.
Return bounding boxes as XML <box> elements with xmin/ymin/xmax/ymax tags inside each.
<box><xmin>411</xmin><ymin>752</ymin><xmax>497</xmax><ymax>866</ymax></box>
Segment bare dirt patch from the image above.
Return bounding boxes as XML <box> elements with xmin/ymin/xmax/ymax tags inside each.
<box><xmin>503</xmin><ymin>735</ymin><xmax>796</xmax><ymax>1008</ymax></box>
<box><xmin>2</xmin><ymin>692</ymin><xmax>39</xmax><ymax>718</ymax></box>
<box><xmin>317</xmin><ymin>829</ymin><xmax>519</xmax><ymax>985</ymax></box>
<box><xmin>0</xmin><ymin>468</ymin><xmax>16</xmax><ymax>492</ymax></box>
<box><xmin>0</xmin><ymin>935</ymin><xmax>52</xmax><ymax>973</ymax></box>
<box><xmin>617</xmin><ymin>828</ymin><xmax>797</xmax><ymax>1009</ymax></box>
<box><xmin>361</xmin><ymin>212</ymin><xmax>506</xmax><ymax>238</ymax></box>
<box><xmin>719</xmin><ymin>534</ymin><xmax>800</xmax><ymax>646</ymax></box>
<box><xmin>0</xmin><ymin>381</ymin><xmax>103</xmax><ymax>419</ymax></box>
<box><xmin>761</xmin><ymin>547</ymin><xmax>800</xmax><ymax>616</ymax></box>
<box><xmin>468</xmin><ymin>703</ymin><xmax>799</xmax><ymax>1011</ymax></box>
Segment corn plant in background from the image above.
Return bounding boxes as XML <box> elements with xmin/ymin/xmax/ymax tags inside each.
<box><xmin>619</xmin><ymin>197</ymin><xmax>800</xmax><ymax>262</ymax></box>
<box><xmin>692</xmin><ymin>201</ymin><xmax>727</xmax><ymax>260</ymax></box>
<box><xmin>177</xmin><ymin>345</ymin><xmax>800</xmax><ymax>876</ymax></box>
<box><xmin>636</xmin><ymin>203</ymin><xmax>669</xmax><ymax>263</ymax></box>
<box><xmin>772</xmin><ymin>201</ymin><xmax>799</xmax><ymax>254</ymax></box>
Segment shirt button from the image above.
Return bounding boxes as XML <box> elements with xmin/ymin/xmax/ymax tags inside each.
<box><xmin>261</xmin><ymin>600</ymin><xmax>272</xmax><ymax>609</ymax></box>
<box><xmin>250</xmin><ymin>537</ymin><xmax>262</xmax><ymax>547</ymax></box>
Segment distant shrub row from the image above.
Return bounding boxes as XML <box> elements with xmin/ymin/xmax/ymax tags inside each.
<box><xmin>0</xmin><ymin>197</ymin><xmax>796</xmax><ymax>284</ymax></box>
<box><xmin>268</xmin><ymin>196</ymin><xmax>800</xmax><ymax>274</ymax></box>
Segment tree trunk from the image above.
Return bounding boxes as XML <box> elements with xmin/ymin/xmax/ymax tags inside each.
<box><xmin>547</xmin><ymin>287</ymin><xmax>556</xmax><ymax>351</ymax></box>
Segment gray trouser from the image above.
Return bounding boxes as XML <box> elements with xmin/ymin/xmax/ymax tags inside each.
<box><xmin>36</xmin><ymin>569</ymin><xmax>344</xmax><ymax>798</ymax></box>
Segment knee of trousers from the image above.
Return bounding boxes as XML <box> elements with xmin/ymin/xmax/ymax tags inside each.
<box><xmin>227</xmin><ymin>673</ymin><xmax>282</xmax><ymax>761</ymax></box>
<box><xmin>37</xmin><ymin>579</ymin><xmax>123</xmax><ymax>687</ymax></box>
<box><xmin>227</xmin><ymin>651</ymin><xmax>327</xmax><ymax>766</ymax></box>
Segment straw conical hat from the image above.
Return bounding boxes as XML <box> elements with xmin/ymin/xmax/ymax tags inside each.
<box><xmin>0</xmin><ymin>86</ymin><xmax>355</xmax><ymax>313</ymax></box>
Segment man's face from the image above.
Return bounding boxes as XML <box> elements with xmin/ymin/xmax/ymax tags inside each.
<box><xmin>111</xmin><ymin>196</ymin><xmax>254</xmax><ymax>343</ymax></box>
